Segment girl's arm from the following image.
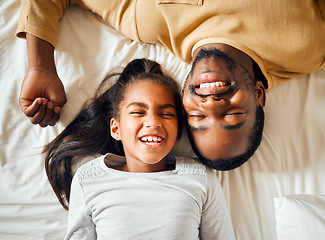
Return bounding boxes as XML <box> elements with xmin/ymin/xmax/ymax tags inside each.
<box><xmin>199</xmin><ymin>169</ymin><xmax>236</xmax><ymax>240</ymax></box>
<box><xmin>65</xmin><ymin>175</ymin><xmax>96</xmax><ymax>240</ymax></box>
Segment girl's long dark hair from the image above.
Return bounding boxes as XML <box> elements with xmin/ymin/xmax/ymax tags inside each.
<box><xmin>44</xmin><ymin>59</ymin><xmax>182</xmax><ymax>210</ymax></box>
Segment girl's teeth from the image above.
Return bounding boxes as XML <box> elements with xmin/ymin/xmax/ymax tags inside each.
<box><xmin>141</xmin><ymin>136</ymin><xmax>162</xmax><ymax>143</ymax></box>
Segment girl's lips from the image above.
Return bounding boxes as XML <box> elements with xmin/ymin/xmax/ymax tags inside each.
<box><xmin>140</xmin><ymin>135</ymin><xmax>163</xmax><ymax>143</ymax></box>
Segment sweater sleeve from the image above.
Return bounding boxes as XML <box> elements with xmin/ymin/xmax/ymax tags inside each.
<box><xmin>16</xmin><ymin>0</ymin><xmax>70</xmax><ymax>47</ymax></box>
<box><xmin>199</xmin><ymin>169</ymin><xmax>236</xmax><ymax>240</ymax></box>
<box><xmin>65</xmin><ymin>174</ymin><xmax>96</xmax><ymax>240</ymax></box>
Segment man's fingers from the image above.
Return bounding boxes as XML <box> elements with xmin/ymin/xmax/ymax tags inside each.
<box><xmin>20</xmin><ymin>97</ymin><xmax>42</xmax><ymax>117</ymax></box>
<box><xmin>39</xmin><ymin>102</ymin><xmax>61</xmax><ymax>127</ymax></box>
<box><xmin>29</xmin><ymin>100</ymin><xmax>47</xmax><ymax>125</ymax></box>
<box><xmin>39</xmin><ymin>102</ymin><xmax>57</xmax><ymax>127</ymax></box>
<box><xmin>20</xmin><ymin>97</ymin><xmax>61</xmax><ymax>127</ymax></box>
<box><xmin>48</xmin><ymin>106</ymin><xmax>61</xmax><ymax>126</ymax></box>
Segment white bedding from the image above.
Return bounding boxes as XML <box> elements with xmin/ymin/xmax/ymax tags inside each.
<box><xmin>274</xmin><ymin>194</ymin><xmax>325</xmax><ymax>240</ymax></box>
<box><xmin>1</xmin><ymin>1</ymin><xmax>324</xmax><ymax>239</ymax></box>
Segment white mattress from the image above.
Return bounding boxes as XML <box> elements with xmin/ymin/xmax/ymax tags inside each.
<box><xmin>1</xmin><ymin>1</ymin><xmax>324</xmax><ymax>239</ymax></box>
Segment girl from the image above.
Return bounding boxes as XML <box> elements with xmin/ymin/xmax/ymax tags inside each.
<box><xmin>44</xmin><ymin>59</ymin><xmax>235</xmax><ymax>239</ymax></box>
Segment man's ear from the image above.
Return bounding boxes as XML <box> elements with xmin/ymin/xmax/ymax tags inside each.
<box><xmin>110</xmin><ymin>118</ymin><xmax>121</xmax><ymax>141</ymax></box>
<box><xmin>255</xmin><ymin>81</ymin><xmax>266</xmax><ymax>107</ymax></box>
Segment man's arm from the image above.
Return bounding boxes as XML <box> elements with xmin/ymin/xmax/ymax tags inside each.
<box><xmin>19</xmin><ymin>33</ymin><xmax>67</xmax><ymax>127</ymax></box>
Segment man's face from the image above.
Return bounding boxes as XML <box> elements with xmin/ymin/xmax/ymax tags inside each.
<box><xmin>182</xmin><ymin>45</ymin><xmax>265</xmax><ymax>169</ymax></box>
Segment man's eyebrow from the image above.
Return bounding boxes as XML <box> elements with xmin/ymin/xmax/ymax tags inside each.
<box><xmin>188</xmin><ymin>124</ymin><xmax>208</xmax><ymax>132</ymax></box>
<box><xmin>221</xmin><ymin>120</ymin><xmax>246</xmax><ymax>130</ymax></box>
<box><xmin>189</xmin><ymin>120</ymin><xmax>246</xmax><ymax>132</ymax></box>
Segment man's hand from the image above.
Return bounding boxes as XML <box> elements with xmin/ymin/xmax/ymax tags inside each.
<box><xmin>21</xmin><ymin>33</ymin><xmax>67</xmax><ymax>127</ymax></box>
<box><xmin>19</xmin><ymin>68</ymin><xmax>67</xmax><ymax>127</ymax></box>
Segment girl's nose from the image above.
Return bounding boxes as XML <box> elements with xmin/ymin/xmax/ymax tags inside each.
<box><xmin>144</xmin><ymin>115</ymin><xmax>162</xmax><ymax>128</ymax></box>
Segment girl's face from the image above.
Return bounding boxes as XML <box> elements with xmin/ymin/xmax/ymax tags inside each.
<box><xmin>110</xmin><ymin>80</ymin><xmax>179</xmax><ymax>172</ymax></box>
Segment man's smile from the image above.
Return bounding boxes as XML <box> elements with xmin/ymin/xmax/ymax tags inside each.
<box><xmin>199</xmin><ymin>81</ymin><xmax>228</xmax><ymax>88</ymax></box>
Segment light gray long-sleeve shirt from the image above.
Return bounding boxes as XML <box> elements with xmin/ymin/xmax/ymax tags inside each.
<box><xmin>65</xmin><ymin>154</ymin><xmax>235</xmax><ymax>240</ymax></box>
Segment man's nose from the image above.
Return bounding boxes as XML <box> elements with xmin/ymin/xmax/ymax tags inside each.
<box><xmin>200</xmin><ymin>96</ymin><xmax>227</xmax><ymax>109</ymax></box>
<box><xmin>144</xmin><ymin>114</ymin><xmax>162</xmax><ymax>128</ymax></box>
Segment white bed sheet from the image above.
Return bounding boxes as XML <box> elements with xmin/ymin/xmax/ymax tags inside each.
<box><xmin>1</xmin><ymin>1</ymin><xmax>324</xmax><ymax>239</ymax></box>
<box><xmin>274</xmin><ymin>194</ymin><xmax>325</xmax><ymax>240</ymax></box>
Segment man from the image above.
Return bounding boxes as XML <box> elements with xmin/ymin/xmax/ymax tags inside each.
<box><xmin>16</xmin><ymin>0</ymin><xmax>325</xmax><ymax>170</ymax></box>
<box><xmin>183</xmin><ymin>45</ymin><xmax>266</xmax><ymax>170</ymax></box>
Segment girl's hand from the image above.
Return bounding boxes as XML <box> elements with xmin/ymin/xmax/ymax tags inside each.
<box><xmin>19</xmin><ymin>68</ymin><xmax>67</xmax><ymax>127</ymax></box>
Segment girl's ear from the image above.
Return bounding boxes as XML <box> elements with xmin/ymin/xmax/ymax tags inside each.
<box><xmin>110</xmin><ymin>118</ymin><xmax>121</xmax><ymax>141</ymax></box>
<box><xmin>255</xmin><ymin>81</ymin><xmax>266</xmax><ymax>107</ymax></box>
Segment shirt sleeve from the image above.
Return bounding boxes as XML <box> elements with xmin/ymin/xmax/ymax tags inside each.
<box><xmin>16</xmin><ymin>0</ymin><xmax>70</xmax><ymax>47</ymax></box>
<box><xmin>199</xmin><ymin>168</ymin><xmax>236</xmax><ymax>240</ymax></box>
<box><xmin>65</xmin><ymin>173</ymin><xmax>96</xmax><ymax>240</ymax></box>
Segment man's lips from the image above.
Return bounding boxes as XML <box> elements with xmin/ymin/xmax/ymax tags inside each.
<box><xmin>195</xmin><ymin>72</ymin><xmax>231</xmax><ymax>95</ymax></box>
<box><xmin>199</xmin><ymin>81</ymin><xmax>228</xmax><ymax>88</ymax></box>
<box><xmin>197</xmin><ymin>72</ymin><xmax>229</xmax><ymax>84</ymax></box>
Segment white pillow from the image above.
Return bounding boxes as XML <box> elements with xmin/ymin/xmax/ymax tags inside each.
<box><xmin>274</xmin><ymin>194</ymin><xmax>325</xmax><ymax>240</ymax></box>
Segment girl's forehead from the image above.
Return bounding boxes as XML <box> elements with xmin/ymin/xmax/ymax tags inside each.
<box><xmin>128</xmin><ymin>79</ymin><xmax>163</xmax><ymax>87</ymax></box>
<box><xmin>123</xmin><ymin>80</ymin><xmax>175</xmax><ymax>103</ymax></box>
<box><xmin>126</xmin><ymin>80</ymin><xmax>171</xmax><ymax>94</ymax></box>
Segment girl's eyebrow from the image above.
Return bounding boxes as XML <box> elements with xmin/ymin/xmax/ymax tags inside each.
<box><xmin>127</xmin><ymin>102</ymin><xmax>147</xmax><ymax>109</ymax></box>
<box><xmin>127</xmin><ymin>102</ymin><xmax>176</xmax><ymax>110</ymax></box>
<box><xmin>159</xmin><ymin>104</ymin><xmax>176</xmax><ymax>110</ymax></box>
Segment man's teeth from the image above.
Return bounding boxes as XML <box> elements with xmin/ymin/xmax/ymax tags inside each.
<box><xmin>200</xmin><ymin>82</ymin><xmax>227</xmax><ymax>88</ymax></box>
<box><xmin>141</xmin><ymin>136</ymin><xmax>162</xmax><ymax>144</ymax></box>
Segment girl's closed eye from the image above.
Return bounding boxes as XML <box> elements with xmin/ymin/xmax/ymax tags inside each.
<box><xmin>160</xmin><ymin>111</ymin><xmax>176</xmax><ymax>118</ymax></box>
<box><xmin>130</xmin><ymin>110</ymin><xmax>146</xmax><ymax>116</ymax></box>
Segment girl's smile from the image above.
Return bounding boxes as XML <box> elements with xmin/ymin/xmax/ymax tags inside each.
<box><xmin>140</xmin><ymin>135</ymin><xmax>164</xmax><ymax>147</ymax></box>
